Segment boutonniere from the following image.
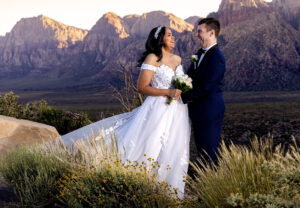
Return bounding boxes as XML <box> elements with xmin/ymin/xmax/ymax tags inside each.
<box><xmin>191</xmin><ymin>55</ymin><xmax>198</xmax><ymax>62</ymax></box>
<box><xmin>191</xmin><ymin>55</ymin><xmax>198</xmax><ymax>69</ymax></box>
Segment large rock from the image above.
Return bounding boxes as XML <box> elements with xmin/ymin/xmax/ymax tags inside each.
<box><xmin>0</xmin><ymin>115</ymin><xmax>59</xmax><ymax>156</ymax></box>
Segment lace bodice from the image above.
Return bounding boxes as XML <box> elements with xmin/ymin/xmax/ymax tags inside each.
<box><xmin>141</xmin><ymin>63</ymin><xmax>185</xmax><ymax>89</ymax></box>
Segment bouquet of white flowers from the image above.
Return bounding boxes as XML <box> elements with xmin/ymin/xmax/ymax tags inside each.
<box><xmin>167</xmin><ymin>74</ymin><xmax>193</xmax><ymax>105</ymax></box>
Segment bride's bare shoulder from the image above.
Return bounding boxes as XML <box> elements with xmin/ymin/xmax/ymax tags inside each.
<box><xmin>144</xmin><ymin>53</ymin><xmax>160</xmax><ymax>67</ymax></box>
<box><xmin>172</xmin><ymin>54</ymin><xmax>182</xmax><ymax>65</ymax></box>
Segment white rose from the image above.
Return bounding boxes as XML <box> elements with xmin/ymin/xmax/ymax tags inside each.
<box><xmin>191</xmin><ymin>55</ymin><xmax>198</xmax><ymax>62</ymax></box>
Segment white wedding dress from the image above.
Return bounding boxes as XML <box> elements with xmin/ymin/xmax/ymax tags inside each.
<box><xmin>61</xmin><ymin>63</ymin><xmax>191</xmax><ymax>197</ymax></box>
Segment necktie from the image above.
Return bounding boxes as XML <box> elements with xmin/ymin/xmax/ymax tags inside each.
<box><xmin>198</xmin><ymin>48</ymin><xmax>206</xmax><ymax>56</ymax></box>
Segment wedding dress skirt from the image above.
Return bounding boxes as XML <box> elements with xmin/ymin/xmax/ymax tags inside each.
<box><xmin>61</xmin><ymin>64</ymin><xmax>191</xmax><ymax>197</ymax></box>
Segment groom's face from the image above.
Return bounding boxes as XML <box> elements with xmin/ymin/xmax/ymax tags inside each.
<box><xmin>195</xmin><ymin>24</ymin><xmax>211</xmax><ymax>48</ymax></box>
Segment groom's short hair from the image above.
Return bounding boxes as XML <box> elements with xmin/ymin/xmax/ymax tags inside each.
<box><xmin>198</xmin><ymin>18</ymin><xmax>220</xmax><ymax>38</ymax></box>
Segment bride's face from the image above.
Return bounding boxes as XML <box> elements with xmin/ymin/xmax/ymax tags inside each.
<box><xmin>163</xmin><ymin>28</ymin><xmax>175</xmax><ymax>50</ymax></box>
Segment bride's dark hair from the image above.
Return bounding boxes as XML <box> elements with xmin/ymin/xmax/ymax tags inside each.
<box><xmin>137</xmin><ymin>26</ymin><xmax>166</xmax><ymax>67</ymax></box>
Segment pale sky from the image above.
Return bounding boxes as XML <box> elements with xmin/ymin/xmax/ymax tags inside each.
<box><xmin>0</xmin><ymin>0</ymin><xmax>273</xmax><ymax>36</ymax></box>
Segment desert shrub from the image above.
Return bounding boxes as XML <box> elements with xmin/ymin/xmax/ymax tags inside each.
<box><xmin>0</xmin><ymin>91</ymin><xmax>24</xmax><ymax>117</ymax></box>
<box><xmin>187</xmin><ymin>136</ymin><xmax>300</xmax><ymax>208</ymax></box>
<box><xmin>0</xmin><ymin>135</ymin><xmax>196</xmax><ymax>207</ymax></box>
<box><xmin>0</xmin><ymin>92</ymin><xmax>91</xmax><ymax>134</ymax></box>
<box><xmin>54</xmin><ymin>163</ymin><xmax>181</xmax><ymax>208</ymax></box>
<box><xmin>48</xmin><ymin>136</ymin><xmax>182</xmax><ymax>207</ymax></box>
<box><xmin>25</xmin><ymin>100</ymin><xmax>91</xmax><ymax>135</ymax></box>
<box><xmin>0</xmin><ymin>146</ymin><xmax>70</xmax><ymax>206</ymax></box>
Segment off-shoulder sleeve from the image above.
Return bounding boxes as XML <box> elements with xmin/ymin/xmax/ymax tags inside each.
<box><xmin>140</xmin><ymin>63</ymin><xmax>157</xmax><ymax>72</ymax></box>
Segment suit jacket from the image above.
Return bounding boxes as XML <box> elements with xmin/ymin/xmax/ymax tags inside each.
<box><xmin>181</xmin><ymin>45</ymin><xmax>226</xmax><ymax>121</ymax></box>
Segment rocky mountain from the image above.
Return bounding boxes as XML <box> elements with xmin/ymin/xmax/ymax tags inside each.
<box><xmin>80</xmin><ymin>12</ymin><xmax>132</xmax><ymax>69</ymax></box>
<box><xmin>87</xmin><ymin>12</ymin><xmax>129</xmax><ymax>39</ymax></box>
<box><xmin>81</xmin><ymin>11</ymin><xmax>193</xmax><ymax>80</ymax></box>
<box><xmin>0</xmin><ymin>1</ymin><xmax>299</xmax><ymax>99</ymax></box>
<box><xmin>209</xmin><ymin>0</ymin><xmax>274</xmax><ymax>27</ymax></box>
<box><xmin>0</xmin><ymin>15</ymin><xmax>88</xmax><ymax>78</ymax></box>
<box><xmin>184</xmin><ymin>16</ymin><xmax>203</xmax><ymax>32</ymax></box>
<box><xmin>0</xmin><ymin>11</ymin><xmax>192</xmax><ymax>74</ymax></box>
<box><xmin>108</xmin><ymin>2</ymin><xmax>300</xmax><ymax>91</ymax></box>
<box><xmin>0</xmin><ymin>36</ymin><xmax>3</xmax><ymax>54</ymax></box>
<box><xmin>184</xmin><ymin>16</ymin><xmax>202</xmax><ymax>25</ymax></box>
<box><xmin>219</xmin><ymin>0</ymin><xmax>269</xmax><ymax>11</ymax></box>
<box><xmin>272</xmin><ymin>0</ymin><xmax>300</xmax><ymax>30</ymax></box>
<box><xmin>201</xmin><ymin>0</ymin><xmax>300</xmax><ymax>90</ymax></box>
<box><xmin>123</xmin><ymin>11</ymin><xmax>193</xmax><ymax>37</ymax></box>
<box><xmin>220</xmin><ymin>12</ymin><xmax>300</xmax><ymax>90</ymax></box>
<box><xmin>73</xmin><ymin>11</ymin><xmax>194</xmax><ymax>80</ymax></box>
<box><xmin>90</xmin><ymin>11</ymin><xmax>300</xmax><ymax>92</ymax></box>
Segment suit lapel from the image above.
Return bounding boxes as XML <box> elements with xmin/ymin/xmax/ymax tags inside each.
<box><xmin>188</xmin><ymin>45</ymin><xmax>218</xmax><ymax>78</ymax></box>
<box><xmin>195</xmin><ymin>44</ymin><xmax>218</xmax><ymax>74</ymax></box>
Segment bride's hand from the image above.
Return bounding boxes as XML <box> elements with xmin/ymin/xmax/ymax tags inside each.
<box><xmin>168</xmin><ymin>89</ymin><xmax>182</xmax><ymax>99</ymax></box>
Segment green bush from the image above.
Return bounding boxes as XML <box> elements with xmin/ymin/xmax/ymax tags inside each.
<box><xmin>0</xmin><ymin>137</ymin><xmax>197</xmax><ymax>207</ymax></box>
<box><xmin>55</xmin><ymin>164</ymin><xmax>181</xmax><ymax>208</ymax></box>
<box><xmin>0</xmin><ymin>146</ymin><xmax>70</xmax><ymax>206</ymax></box>
<box><xmin>0</xmin><ymin>92</ymin><xmax>91</xmax><ymax>134</ymax></box>
<box><xmin>0</xmin><ymin>91</ymin><xmax>25</xmax><ymax>117</ymax></box>
<box><xmin>25</xmin><ymin>100</ymin><xmax>92</xmax><ymax>135</ymax></box>
<box><xmin>1</xmin><ymin>134</ymin><xmax>299</xmax><ymax>207</ymax></box>
<box><xmin>49</xmin><ymin>137</ymin><xmax>186</xmax><ymax>207</ymax></box>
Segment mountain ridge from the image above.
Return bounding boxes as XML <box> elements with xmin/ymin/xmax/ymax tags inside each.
<box><xmin>0</xmin><ymin>2</ymin><xmax>299</xmax><ymax>94</ymax></box>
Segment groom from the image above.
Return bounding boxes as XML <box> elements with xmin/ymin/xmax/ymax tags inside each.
<box><xmin>181</xmin><ymin>17</ymin><xmax>226</xmax><ymax>163</ymax></box>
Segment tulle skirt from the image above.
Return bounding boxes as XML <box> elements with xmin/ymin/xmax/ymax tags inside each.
<box><xmin>61</xmin><ymin>96</ymin><xmax>191</xmax><ymax>197</ymax></box>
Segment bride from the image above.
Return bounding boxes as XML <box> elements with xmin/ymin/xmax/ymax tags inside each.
<box><xmin>61</xmin><ymin>26</ymin><xmax>191</xmax><ymax>197</ymax></box>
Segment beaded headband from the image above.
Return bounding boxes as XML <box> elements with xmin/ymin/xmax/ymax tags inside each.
<box><xmin>154</xmin><ymin>26</ymin><xmax>163</xmax><ymax>39</ymax></box>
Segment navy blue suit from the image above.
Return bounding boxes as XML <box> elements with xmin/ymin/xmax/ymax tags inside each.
<box><xmin>181</xmin><ymin>45</ymin><xmax>226</xmax><ymax>163</ymax></box>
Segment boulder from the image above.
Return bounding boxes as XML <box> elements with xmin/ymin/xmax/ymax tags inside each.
<box><xmin>0</xmin><ymin>115</ymin><xmax>59</xmax><ymax>156</ymax></box>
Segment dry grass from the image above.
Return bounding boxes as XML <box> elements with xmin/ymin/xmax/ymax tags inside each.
<box><xmin>0</xmin><ymin>134</ymin><xmax>188</xmax><ymax>207</ymax></box>
<box><xmin>187</xmin><ymin>136</ymin><xmax>300</xmax><ymax>208</ymax></box>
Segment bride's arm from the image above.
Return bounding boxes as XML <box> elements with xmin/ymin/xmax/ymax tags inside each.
<box><xmin>137</xmin><ymin>54</ymin><xmax>179</xmax><ymax>97</ymax></box>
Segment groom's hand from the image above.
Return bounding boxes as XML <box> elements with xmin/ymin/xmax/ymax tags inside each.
<box><xmin>173</xmin><ymin>89</ymin><xmax>182</xmax><ymax>100</ymax></box>
<box><xmin>174</xmin><ymin>95</ymin><xmax>180</xmax><ymax>100</ymax></box>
